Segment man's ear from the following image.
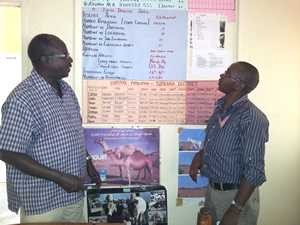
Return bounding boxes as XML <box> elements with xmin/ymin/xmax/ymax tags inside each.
<box><xmin>234</xmin><ymin>81</ymin><xmax>245</xmax><ymax>92</ymax></box>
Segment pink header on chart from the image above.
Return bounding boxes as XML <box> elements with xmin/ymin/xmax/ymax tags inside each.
<box><xmin>188</xmin><ymin>0</ymin><xmax>236</xmax><ymax>22</ymax></box>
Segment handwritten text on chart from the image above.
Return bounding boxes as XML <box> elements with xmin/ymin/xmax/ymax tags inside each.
<box><xmin>83</xmin><ymin>0</ymin><xmax>187</xmax><ymax>10</ymax></box>
<box><xmin>83</xmin><ymin>7</ymin><xmax>187</xmax><ymax>80</ymax></box>
<box><xmin>83</xmin><ymin>80</ymin><xmax>222</xmax><ymax>124</ymax></box>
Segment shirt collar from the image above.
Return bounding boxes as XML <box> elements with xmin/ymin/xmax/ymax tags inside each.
<box><xmin>31</xmin><ymin>70</ymin><xmax>67</xmax><ymax>97</ymax></box>
<box><xmin>215</xmin><ymin>95</ymin><xmax>248</xmax><ymax>118</ymax></box>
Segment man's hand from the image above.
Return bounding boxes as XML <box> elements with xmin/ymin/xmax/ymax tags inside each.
<box><xmin>0</xmin><ymin>150</ymin><xmax>84</xmax><ymax>192</ymax></box>
<box><xmin>189</xmin><ymin>160</ymin><xmax>199</xmax><ymax>182</ymax></box>
<box><xmin>219</xmin><ymin>205</ymin><xmax>241</xmax><ymax>225</ymax></box>
<box><xmin>189</xmin><ymin>150</ymin><xmax>204</xmax><ymax>182</ymax></box>
<box><xmin>55</xmin><ymin>173</ymin><xmax>85</xmax><ymax>193</ymax></box>
<box><xmin>87</xmin><ymin>159</ymin><xmax>101</xmax><ymax>187</ymax></box>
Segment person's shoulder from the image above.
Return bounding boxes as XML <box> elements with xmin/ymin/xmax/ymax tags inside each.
<box><xmin>5</xmin><ymin>75</ymin><xmax>36</xmax><ymax>107</ymax></box>
<box><xmin>241</xmin><ymin>100</ymin><xmax>269</xmax><ymax>125</ymax></box>
<box><xmin>60</xmin><ymin>80</ymin><xmax>80</xmax><ymax>106</ymax></box>
<box><xmin>60</xmin><ymin>79</ymin><xmax>72</xmax><ymax>89</ymax></box>
<box><xmin>60</xmin><ymin>80</ymin><xmax>76</xmax><ymax>95</ymax></box>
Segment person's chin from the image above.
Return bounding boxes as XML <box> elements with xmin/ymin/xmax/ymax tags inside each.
<box><xmin>218</xmin><ymin>85</ymin><xmax>225</xmax><ymax>94</ymax></box>
<box><xmin>64</xmin><ymin>68</ymin><xmax>71</xmax><ymax>76</ymax></box>
<box><xmin>57</xmin><ymin>73</ymin><xmax>68</xmax><ymax>80</ymax></box>
<box><xmin>217</xmin><ymin>83</ymin><xmax>222</xmax><ymax>91</ymax></box>
<box><xmin>61</xmin><ymin>73</ymin><xmax>68</xmax><ymax>78</ymax></box>
<box><xmin>63</xmin><ymin>70</ymin><xmax>70</xmax><ymax>78</ymax></box>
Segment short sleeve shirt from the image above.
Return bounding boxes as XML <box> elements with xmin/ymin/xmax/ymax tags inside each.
<box><xmin>0</xmin><ymin>70</ymin><xmax>86</xmax><ymax>215</ymax></box>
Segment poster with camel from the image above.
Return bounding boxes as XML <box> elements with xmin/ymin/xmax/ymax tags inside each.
<box><xmin>178</xmin><ymin>128</ymin><xmax>208</xmax><ymax>198</ymax></box>
<box><xmin>84</xmin><ymin>128</ymin><xmax>160</xmax><ymax>186</ymax></box>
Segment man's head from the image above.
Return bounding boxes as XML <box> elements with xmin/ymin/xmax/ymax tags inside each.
<box><xmin>218</xmin><ymin>61</ymin><xmax>259</xmax><ymax>95</ymax></box>
<box><xmin>27</xmin><ymin>33</ymin><xmax>73</xmax><ymax>80</ymax></box>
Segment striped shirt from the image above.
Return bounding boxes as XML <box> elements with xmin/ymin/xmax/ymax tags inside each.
<box><xmin>0</xmin><ymin>70</ymin><xmax>86</xmax><ymax>215</ymax></box>
<box><xmin>201</xmin><ymin>95</ymin><xmax>269</xmax><ymax>186</ymax></box>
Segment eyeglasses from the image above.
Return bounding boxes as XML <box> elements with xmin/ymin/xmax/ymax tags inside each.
<box><xmin>41</xmin><ymin>53</ymin><xmax>70</xmax><ymax>60</ymax></box>
<box><xmin>230</xmin><ymin>74</ymin><xmax>245</xmax><ymax>83</ymax></box>
<box><xmin>222</xmin><ymin>71</ymin><xmax>245</xmax><ymax>83</ymax></box>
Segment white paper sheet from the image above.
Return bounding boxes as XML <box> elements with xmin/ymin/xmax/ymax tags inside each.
<box><xmin>189</xmin><ymin>48</ymin><xmax>232</xmax><ymax>80</ymax></box>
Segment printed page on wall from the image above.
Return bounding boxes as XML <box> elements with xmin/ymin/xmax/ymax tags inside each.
<box><xmin>187</xmin><ymin>14</ymin><xmax>232</xmax><ymax>80</ymax></box>
<box><xmin>82</xmin><ymin>80</ymin><xmax>221</xmax><ymax>124</ymax></box>
<box><xmin>83</xmin><ymin>7</ymin><xmax>187</xmax><ymax>80</ymax></box>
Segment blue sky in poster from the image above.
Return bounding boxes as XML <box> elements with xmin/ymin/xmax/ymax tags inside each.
<box><xmin>179</xmin><ymin>151</ymin><xmax>197</xmax><ymax>165</ymax></box>
<box><xmin>178</xmin><ymin>175</ymin><xmax>208</xmax><ymax>188</ymax></box>
<box><xmin>179</xmin><ymin>128</ymin><xmax>206</xmax><ymax>142</ymax></box>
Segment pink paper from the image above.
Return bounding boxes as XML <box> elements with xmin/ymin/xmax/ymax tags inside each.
<box><xmin>188</xmin><ymin>0</ymin><xmax>236</xmax><ymax>22</ymax></box>
<box><xmin>83</xmin><ymin>80</ymin><xmax>223</xmax><ymax>125</ymax></box>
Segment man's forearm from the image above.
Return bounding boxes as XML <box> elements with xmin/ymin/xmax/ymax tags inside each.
<box><xmin>234</xmin><ymin>178</ymin><xmax>256</xmax><ymax>207</ymax></box>
<box><xmin>0</xmin><ymin>150</ymin><xmax>62</xmax><ymax>183</ymax></box>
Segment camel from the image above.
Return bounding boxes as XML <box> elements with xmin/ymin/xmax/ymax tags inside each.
<box><xmin>96</xmin><ymin>137</ymin><xmax>140</xmax><ymax>158</ymax></box>
<box><xmin>95</xmin><ymin>138</ymin><xmax>153</xmax><ymax>185</ymax></box>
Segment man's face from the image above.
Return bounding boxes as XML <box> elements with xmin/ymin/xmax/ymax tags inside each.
<box><xmin>218</xmin><ymin>63</ymin><xmax>245</xmax><ymax>94</ymax></box>
<box><xmin>42</xmin><ymin>40</ymin><xmax>73</xmax><ymax>80</ymax></box>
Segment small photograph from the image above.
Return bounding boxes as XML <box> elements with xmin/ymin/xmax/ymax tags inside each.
<box><xmin>148</xmin><ymin>210</ymin><xmax>167</xmax><ymax>225</ymax></box>
<box><xmin>219</xmin><ymin>20</ymin><xmax>226</xmax><ymax>48</ymax></box>
<box><xmin>220</xmin><ymin>20</ymin><xmax>226</xmax><ymax>33</ymax></box>
<box><xmin>178</xmin><ymin>175</ymin><xmax>208</xmax><ymax>198</ymax></box>
<box><xmin>219</xmin><ymin>33</ymin><xmax>225</xmax><ymax>48</ymax></box>
<box><xmin>179</xmin><ymin>128</ymin><xmax>205</xmax><ymax>151</ymax></box>
<box><xmin>87</xmin><ymin>189</ymin><xmax>167</xmax><ymax>225</ymax></box>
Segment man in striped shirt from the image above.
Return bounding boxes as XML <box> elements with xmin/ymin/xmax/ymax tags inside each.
<box><xmin>0</xmin><ymin>34</ymin><xmax>101</xmax><ymax>223</ymax></box>
<box><xmin>190</xmin><ymin>61</ymin><xmax>269</xmax><ymax>225</ymax></box>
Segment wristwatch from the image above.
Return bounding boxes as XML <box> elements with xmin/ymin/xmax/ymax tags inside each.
<box><xmin>231</xmin><ymin>200</ymin><xmax>243</xmax><ymax>211</ymax></box>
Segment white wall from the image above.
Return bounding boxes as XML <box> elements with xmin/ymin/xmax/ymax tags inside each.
<box><xmin>21</xmin><ymin>0</ymin><xmax>75</xmax><ymax>85</ymax></box>
<box><xmin>0</xmin><ymin>3</ymin><xmax>22</xmax><ymax>224</ymax></box>
<box><xmin>18</xmin><ymin>0</ymin><xmax>300</xmax><ymax>225</ymax></box>
<box><xmin>0</xmin><ymin>1</ymin><xmax>22</xmax><ymax>183</ymax></box>
<box><xmin>238</xmin><ymin>1</ymin><xmax>300</xmax><ymax>225</ymax></box>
